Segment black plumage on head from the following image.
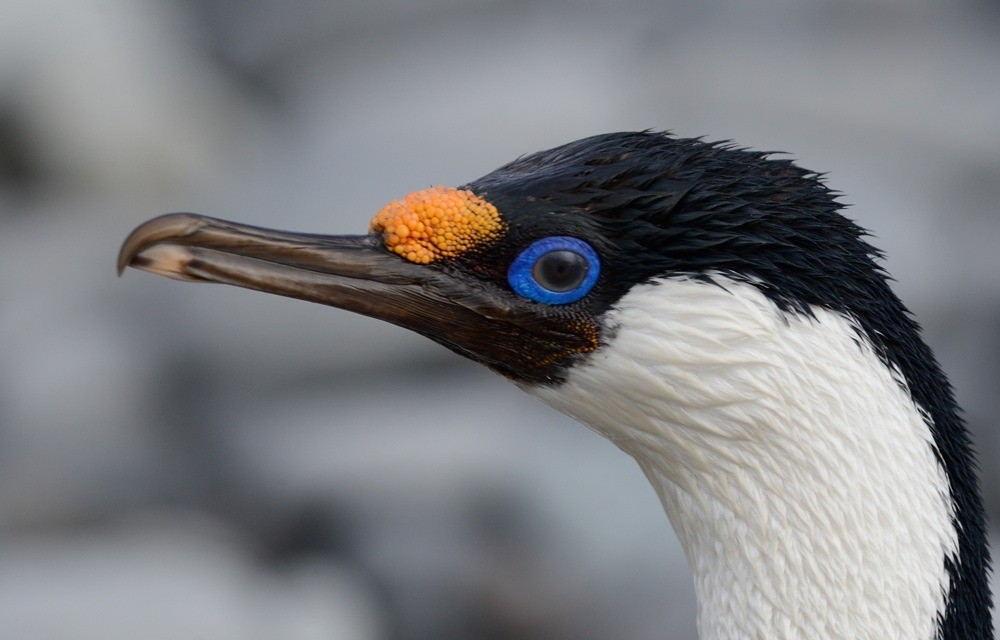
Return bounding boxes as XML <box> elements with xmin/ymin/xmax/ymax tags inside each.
<box><xmin>464</xmin><ymin>131</ymin><xmax>991</xmax><ymax>637</ymax></box>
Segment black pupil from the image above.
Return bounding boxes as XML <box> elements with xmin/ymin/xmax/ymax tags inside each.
<box><xmin>532</xmin><ymin>250</ymin><xmax>588</xmax><ymax>292</ymax></box>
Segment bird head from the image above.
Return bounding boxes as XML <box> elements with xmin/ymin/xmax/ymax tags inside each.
<box><xmin>118</xmin><ymin>131</ymin><xmax>866</xmax><ymax>386</ymax></box>
<box><xmin>118</xmin><ymin>131</ymin><xmax>992</xmax><ymax>637</ymax></box>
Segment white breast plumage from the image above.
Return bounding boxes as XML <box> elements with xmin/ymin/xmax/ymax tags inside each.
<box><xmin>527</xmin><ymin>274</ymin><xmax>957</xmax><ymax>640</ymax></box>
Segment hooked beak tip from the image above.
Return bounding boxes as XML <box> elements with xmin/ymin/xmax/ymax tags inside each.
<box><xmin>117</xmin><ymin>213</ymin><xmax>209</xmax><ymax>277</ymax></box>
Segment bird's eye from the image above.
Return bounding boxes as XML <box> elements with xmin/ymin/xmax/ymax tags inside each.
<box><xmin>507</xmin><ymin>236</ymin><xmax>600</xmax><ymax>304</ymax></box>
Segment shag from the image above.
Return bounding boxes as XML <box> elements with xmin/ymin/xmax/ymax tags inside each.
<box><xmin>118</xmin><ymin>131</ymin><xmax>992</xmax><ymax>639</ymax></box>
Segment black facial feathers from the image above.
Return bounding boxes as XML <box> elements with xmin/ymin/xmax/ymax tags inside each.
<box><xmin>461</xmin><ymin>131</ymin><xmax>991</xmax><ymax>637</ymax></box>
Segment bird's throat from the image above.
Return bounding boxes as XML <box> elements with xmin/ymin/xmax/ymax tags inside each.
<box><xmin>526</xmin><ymin>276</ymin><xmax>958</xmax><ymax>640</ymax></box>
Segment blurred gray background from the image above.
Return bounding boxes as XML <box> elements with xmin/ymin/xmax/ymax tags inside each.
<box><xmin>1</xmin><ymin>1</ymin><xmax>998</xmax><ymax>638</ymax></box>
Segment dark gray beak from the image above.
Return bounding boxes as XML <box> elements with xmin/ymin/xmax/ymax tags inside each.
<box><xmin>118</xmin><ymin>213</ymin><xmax>595</xmax><ymax>383</ymax></box>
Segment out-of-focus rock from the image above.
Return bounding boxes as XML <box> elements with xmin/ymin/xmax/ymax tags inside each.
<box><xmin>0</xmin><ymin>511</ymin><xmax>384</xmax><ymax>640</ymax></box>
<box><xmin>0</xmin><ymin>0</ymin><xmax>264</xmax><ymax>198</ymax></box>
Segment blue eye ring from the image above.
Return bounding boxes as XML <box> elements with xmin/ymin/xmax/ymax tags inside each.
<box><xmin>507</xmin><ymin>236</ymin><xmax>600</xmax><ymax>304</ymax></box>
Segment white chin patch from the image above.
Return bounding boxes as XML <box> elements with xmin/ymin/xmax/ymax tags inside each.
<box><xmin>523</xmin><ymin>274</ymin><xmax>957</xmax><ymax>640</ymax></box>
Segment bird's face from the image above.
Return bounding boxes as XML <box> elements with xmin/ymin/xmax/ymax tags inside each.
<box><xmin>118</xmin><ymin>132</ymin><xmax>859</xmax><ymax>386</ymax></box>
<box><xmin>118</xmin><ymin>192</ymin><xmax>603</xmax><ymax>384</ymax></box>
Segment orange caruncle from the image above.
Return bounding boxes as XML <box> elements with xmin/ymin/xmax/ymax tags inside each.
<box><xmin>370</xmin><ymin>186</ymin><xmax>504</xmax><ymax>264</ymax></box>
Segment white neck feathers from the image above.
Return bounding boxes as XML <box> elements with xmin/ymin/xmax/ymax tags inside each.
<box><xmin>526</xmin><ymin>276</ymin><xmax>958</xmax><ymax>640</ymax></box>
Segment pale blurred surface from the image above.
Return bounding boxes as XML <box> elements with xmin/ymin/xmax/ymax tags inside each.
<box><xmin>1</xmin><ymin>1</ymin><xmax>998</xmax><ymax>638</ymax></box>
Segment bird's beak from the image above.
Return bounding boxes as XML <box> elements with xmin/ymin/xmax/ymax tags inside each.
<box><xmin>118</xmin><ymin>213</ymin><xmax>594</xmax><ymax>382</ymax></box>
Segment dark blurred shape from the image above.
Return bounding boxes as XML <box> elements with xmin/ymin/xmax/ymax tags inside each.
<box><xmin>0</xmin><ymin>104</ymin><xmax>40</xmax><ymax>193</ymax></box>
